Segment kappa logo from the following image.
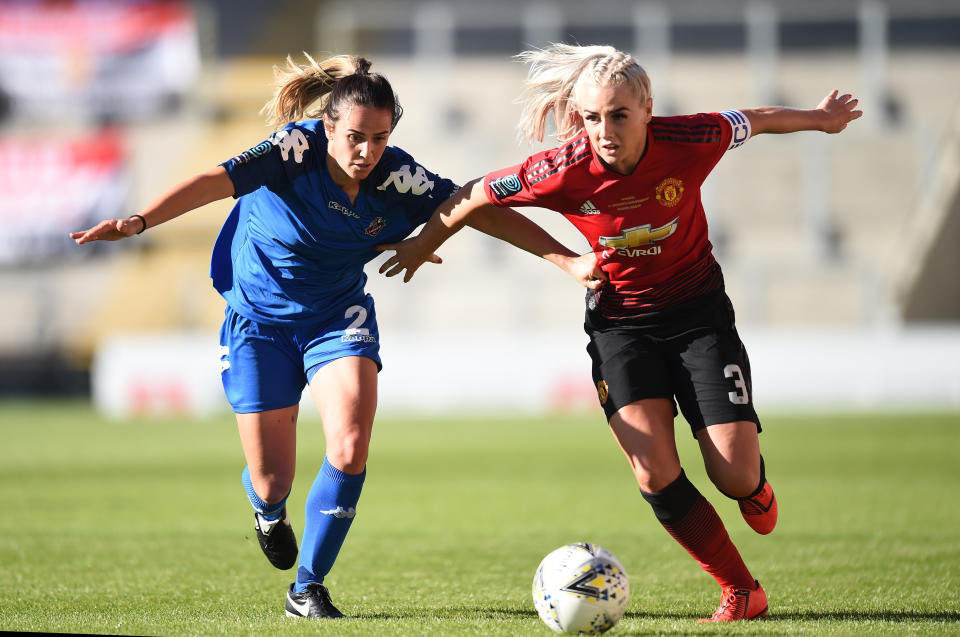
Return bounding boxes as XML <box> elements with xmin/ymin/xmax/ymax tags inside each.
<box><xmin>377</xmin><ymin>164</ymin><xmax>435</xmax><ymax>196</ymax></box>
<box><xmin>273</xmin><ymin>128</ymin><xmax>309</xmax><ymax>163</ymax></box>
<box><xmin>599</xmin><ymin>218</ymin><xmax>678</xmax><ymax>257</ymax></box>
<box><xmin>328</xmin><ymin>200</ymin><xmax>360</xmax><ymax>219</ymax></box>
<box><xmin>218</xmin><ymin>345</ymin><xmax>230</xmax><ymax>373</ymax></box>
<box><xmin>319</xmin><ymin>506</ymin><xmax>356</xmax><ymax>519</ymax></box>
<box><xmin>579</xmin><ymin>200</ymin><xmax>601</xmax><ymax>215</ymax></box>
<box><xmin>342</xmin><ymin>334</ymin><xmax>376</xmax><ymax>343</ymax></box>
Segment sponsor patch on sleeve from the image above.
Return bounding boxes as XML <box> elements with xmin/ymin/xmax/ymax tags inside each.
<box><xmin>227</xmin><ymin>140</ymin><xmax>272</xmax><ymax>165</ymax></box>
<box><xmin>488</xmin><ymin>174</ymin><xmax>523</xmax><ymax>200</ymax></box>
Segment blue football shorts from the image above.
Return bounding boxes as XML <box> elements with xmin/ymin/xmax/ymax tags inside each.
<box><xmin>218</xmin><ymin>294</ymin><xmax>382</xmax><ymax>414</ymax></box>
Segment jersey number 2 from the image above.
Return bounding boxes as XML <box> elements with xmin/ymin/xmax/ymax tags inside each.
<box><xmin>723</xmin><ymin>364</ymin><xmax>749</xmax><ymax>405</ymax></box>
<box><xmin>344</xmin><ymin>305</ymin><xmax>369</xmax><ymax>336</ymax></box>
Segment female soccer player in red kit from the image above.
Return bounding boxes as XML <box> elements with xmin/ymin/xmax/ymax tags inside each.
<box><xmin>378</xmin><ymin>44</ymin><xmax>862</xmax><ymax>622</ymax></box>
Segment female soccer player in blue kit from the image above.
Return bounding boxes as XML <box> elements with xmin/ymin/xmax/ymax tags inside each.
<box><xmin>71</xmin><ymin>53</ymin><xmax>600</xmax><ymax>619</ymax></box>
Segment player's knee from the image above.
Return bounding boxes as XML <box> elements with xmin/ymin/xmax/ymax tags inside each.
<box><xmin>327</xmin><ymin>431</ymin><xmax>370</xmax><ymax>474</ymax></box>
<box><xmin>252</xmin><ymin>470</ymin><xmax>294</xmax><ymax>504</ymax></box>
<box><xmin>708</xmin><ymin>464</ymin><xmax>761</xmax><ymax>499</ymax></box>
<box><xmin>634</xmin><ymin>464</ymin><xmax>683</xmax><ymax>494</ymax></box>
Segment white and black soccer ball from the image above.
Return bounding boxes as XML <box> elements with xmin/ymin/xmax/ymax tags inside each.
<box><xmin>532</xmin><ymin>542</ymin><xmax>629</xmax><ymax>634</ymax></box>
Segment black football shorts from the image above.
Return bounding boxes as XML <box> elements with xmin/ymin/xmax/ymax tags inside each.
<box><xmin>584</xmin><ymin>289</ymin><xmax>761</xmax><ymax>436</ymax></box>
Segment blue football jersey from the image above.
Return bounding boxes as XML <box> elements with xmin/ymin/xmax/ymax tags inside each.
<box><xmin>210</xmin><ymin>119</ymin><xmax>459</xmax><ymax>326</ymax></box>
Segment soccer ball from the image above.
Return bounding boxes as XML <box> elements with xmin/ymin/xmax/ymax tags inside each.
<box><xmin>532</xmin><ymin>542</ymin><xmax>629</xmax><ymax>634</ymax></box>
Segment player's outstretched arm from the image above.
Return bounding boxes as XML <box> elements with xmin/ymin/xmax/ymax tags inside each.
<box><xmin>378</xmin><ymin>178</ymin><xmax>607</xmax><ymax>288</ymax></box>
<box><xmin>465</xmin><ymin>204</ymin><xmax>607</xmax><ymax>290</ymax></box>
<box><xmin>743</xmin><ymin>89</ymin><xmax>862</xmax><ymax>135</ymax></box>
<box><xmin>377</xmin><ymin>178</ymin><xmax>489</xmax><ymax>282</ymax></box>
<box><xmin>70</xmin><ymin>166</ymin><xmax>235</xmax><ymax>244</ymax></box>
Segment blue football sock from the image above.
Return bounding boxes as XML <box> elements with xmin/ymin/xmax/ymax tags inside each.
<box><xmin>241</xmin><ymin>465</ymin><xmax>287</xmax><ymax>520</ymax></box>
<box><xmin>294</xmin><ymin>457</ymin><xmax>365</xmax><ymax>592</ymax></box>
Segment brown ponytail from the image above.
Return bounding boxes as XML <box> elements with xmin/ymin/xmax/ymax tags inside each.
<box><xmin>261</xmin><ymin>53</ymin><xmax>402</xmax><ymax>130</ymax></box>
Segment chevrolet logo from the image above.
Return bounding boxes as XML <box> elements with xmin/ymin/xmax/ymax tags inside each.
<box><xmin>599</xmin><ymin>217</ymin><xmax>678</xmax><ymax>248</ymax></box>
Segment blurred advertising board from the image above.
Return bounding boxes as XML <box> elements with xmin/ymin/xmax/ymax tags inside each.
<box><xmin>0</xmin><ymin>129</ymin><xmax>128</xmax><ymax>265</ymax></box>
<box><xmin>93</xmin><ymin>333</ymin><xmax>226</xmax><ymax>418</ymax></box>
<box><xmin>91</xmin><ymin>327</ymin><xmax>960</xmax><ymax>418</ymax></box>
<box><xmin>0</xmin><ymin>1</ymin><xmax>199</xmax><ymax>122</ymax></box>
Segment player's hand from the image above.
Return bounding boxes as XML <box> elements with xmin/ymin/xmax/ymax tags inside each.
<box><xmin>817</xmin><ymin>89</ymin><xmax>863</xmax><ymax>133</ymax></box>
<box><xmin>375</xmin><ymin>236</ymin><xmax>443</xmax><ymax>282</ymax></box>
<box><xmin>70</xmin><ymin>217</ymin><xmax>142</xmax><ymax>244</ymax></box>
<box><xmin>565</xmin><ymin>252</ymin><xmax>607</xmax><ymax>290</ymax></box>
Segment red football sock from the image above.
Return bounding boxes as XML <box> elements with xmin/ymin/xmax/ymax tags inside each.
<box><xmin>641</xmin><ymin>470</ymin><xmax>754</xmax><ymax>589</ymax></box>
<box><xmin>663</xmin><ymin>495</ymin><xmax>754</xmax><ymax>589</ymax></box>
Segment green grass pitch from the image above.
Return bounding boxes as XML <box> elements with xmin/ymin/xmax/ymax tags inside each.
<box><xmin>1</xmin><ymin>401</ymin><xmax>958</xmax><ymax>636</ymax></box>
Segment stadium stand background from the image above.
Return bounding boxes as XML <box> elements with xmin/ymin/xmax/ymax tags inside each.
<box><xmin>1</xmin><ymin>0</ymin><xmax>958</xmax><ymax>411</ymax></box>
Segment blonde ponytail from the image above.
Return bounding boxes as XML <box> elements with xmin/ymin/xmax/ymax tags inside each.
<box><xmin>515</xmin><ymin>43</ymin><xmax>651</xmax><ymax>143</ymax></box>
<box><xmin>261</xmin><ymin>53</ymin><xmax>374</xmax><ymax>129</ymax></box>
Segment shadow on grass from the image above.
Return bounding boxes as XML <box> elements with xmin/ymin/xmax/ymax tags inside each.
<box><xmin>352</xmin><ymin>606</ymin><xmax>539</xmax><ymax>620</ymax></box>
<box><xmin>770</xmin><ymin>609</ymin><xmax>960</xmax><ymax>623</ymax></box>
<box><xmin>353</xmin><ymin>606</ymin><xmax>960</xmax><ymax>628</ymax></box>
<box><xmin>353</xmin><ymin>608</ymin><xmax>697</xmax><ymax>621</ymax></box>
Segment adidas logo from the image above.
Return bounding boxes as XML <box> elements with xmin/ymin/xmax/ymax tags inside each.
<box><xmin>579</xmin><ymin>200</ymin><xmax>600</xmax><ymax>215</ymax></box>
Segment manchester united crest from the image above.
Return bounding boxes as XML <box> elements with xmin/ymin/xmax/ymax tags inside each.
<box><xmin>597</xmin><ymin>380</ymin><xmax>609</xmax><ymax>404</ymax></box>
<box><xmin>655</xmin><ymin>177</ymin><xmax>684</xmax><ymax>207</ymax></box>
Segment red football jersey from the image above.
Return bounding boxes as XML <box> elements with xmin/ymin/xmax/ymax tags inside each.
<box><xmin>484</xmin><ymin>110</ymin><xmax>751</xmax><ymax>319</ymax></box>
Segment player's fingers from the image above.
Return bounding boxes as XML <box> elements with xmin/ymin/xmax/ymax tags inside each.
<box><xmin>383</xmin><ymin>263</ymin><xmax>404</xmax><ymax>277</ymax></box>
<box><xmin>72</xmin><ymin>225</ymin><xmax>104</xmax><ymax>243</ymax></box>
<box><xmin>378</xmin><ymin>255</ymin><xmax>398</xmax><ymax>274</ymax></box>
<box><xmin>402</xmin><ymin>266</ymin><xmax>420</xmax><ymax>283</ymax></box>
<box><xmin>374</xmin><ymin>243</ymin><xmax>397</xmax><ymax>252</ymax></box>
<box><xmin>426</xmin><ymin>253</ymin><xmax>443</xmax><ymax>265</ymax></box>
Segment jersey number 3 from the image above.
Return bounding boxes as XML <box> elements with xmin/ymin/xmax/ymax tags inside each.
<box><xmin>724</xmin><ymin>364</ymin><xmax>749</xmax><ymax>405</ymax></box>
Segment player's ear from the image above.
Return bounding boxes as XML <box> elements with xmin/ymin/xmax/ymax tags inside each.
<box><xmin>643</xmin><ymin>97</ymin><xmax>653</xmax><ymax>121</ymax></box>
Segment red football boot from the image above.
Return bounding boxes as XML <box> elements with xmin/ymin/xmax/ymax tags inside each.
<box><xmin>698</xmin><ymin>580</ymin><xmax>768</xmax><ymax>623</ymax></box>
<box><xmin>739</xmin><ymin>481</ymin><xmax>778</xmax><ymax>534</ymax></box>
